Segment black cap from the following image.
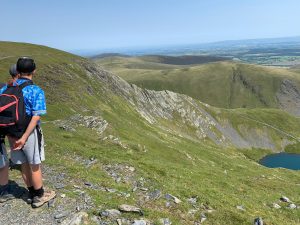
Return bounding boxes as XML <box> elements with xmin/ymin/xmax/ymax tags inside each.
<box><xmin>9</xmin><ymin>64</ymin><xmax>18</xmax><ymax>77</ymax></box>
<box><xmin>17</xmin><ymin>57</ymin><xmax>36</xmax><ymax>74</ymax></box>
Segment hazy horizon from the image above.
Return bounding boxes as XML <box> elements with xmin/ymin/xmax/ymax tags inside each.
<box><xmin>70</xmin><ymin>35</ymin><xmax>300</xmax><ymax>55</ymax></box>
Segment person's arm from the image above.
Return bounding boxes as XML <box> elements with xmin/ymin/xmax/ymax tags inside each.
<box><xmin>13</xmin><ymin>116</ymin><xmax>40</xmax><ymax>150</ymax></box>
<box><xmin>14</xmin><ymin>86</ymin><xmax>46</xmax><ymax>150</ymax></box>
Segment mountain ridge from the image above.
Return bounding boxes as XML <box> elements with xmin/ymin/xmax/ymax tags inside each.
<box><xmin>95</xmin><ymin>56</ymin><xmax>300</xmax><ymax>117</ymax></box>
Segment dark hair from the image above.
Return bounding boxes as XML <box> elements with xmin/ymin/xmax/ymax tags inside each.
<box><xmin>9</xmin><ymin>64</ymin><xmax>19</xmax><ymax>78</ymax></box>
<box><xmin>17</xmin><ymin>57</ymin><xmax>36</xmax><ymax>74</ymax></box>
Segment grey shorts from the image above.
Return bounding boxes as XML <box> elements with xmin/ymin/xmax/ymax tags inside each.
<box><xmin>0</xmin><ymin>141</ymin><xmax>8</xmax><ymax>169</ymax></box>
<box><xmin>9</xmin><ymin>126</ymin><xmax>45</xmax><ymax>165</ymax></box>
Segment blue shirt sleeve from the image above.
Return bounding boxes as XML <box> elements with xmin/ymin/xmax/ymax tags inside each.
<box><xmin>0</xmin><ymin>85</ymin><xmax>7</xmax><ymax>94</ymax></box>
<box><xmin>32</xmin><ymin>88</ymin><xmax>47</xmax><ymax>116</ymax></box>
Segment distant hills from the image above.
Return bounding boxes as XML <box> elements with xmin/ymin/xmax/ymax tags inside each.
<box><xmin>95</xmin><ymin>55</ymin><xmax>300</xmax><ymax>116</ymax></box>
<box><xmin>90</xmin><ymin>36</ymin><xmax>300</xmax><ymax>67</ymax></box>
<box><xmin>192</xmin><ymin>36</ymin><xmax>300</xmax><ymax>49</ymax></box>
<box><xmin>92</xmin><ymin>54</ymin><xmax>229</xmax><ymax>65</ymax></box>
<box><xmin>91</xmin><ymin>53</ymin><xmax>130</xmax><ymax>59</ymax></box>
<box><xmin>82</xmin><ymin>36</ymin><xmax>300</xmax><ymax>56</ymax></box>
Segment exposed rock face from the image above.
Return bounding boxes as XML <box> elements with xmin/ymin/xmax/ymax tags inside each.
<box><xmin>165</xmin><ymin>193</ymin><xmax>182</xmax><ymax>204</ymax></box>
<box><xmin>61</xmin><ymin>212</ymin><xmax>88</xmax><ymax>225</ymax></box>
<box><xmin>118</xmin><ymin>204</ymin><xmax>142</xmax><ymax>214</ymax></box>
<box><xmin>129</xmin><ymin>87</ymin><xmax>222</xmax><ymax>142</ymax></box>
<box><xmin>100</xmin><ymin>209</ymin><xmax>122</xmax><ymax>218</ymax></box>
<box><xmin>276</xmin><ymin>79</ymin><xmax>300</xmax><ymax>117</ymax></box>
<box><xmin>82</xmin><ymin>63</ymin><xmax>296</xmax><ymax>150</ymax></box>
<box><xmin>55</xmin><ymin>114</ymin><xmax>108</xmax><ymax>135</ymax></box>
<box><xmin>254</xmin><ymin>217</ymin><xmax>263</xmax><ymax>225</ymax></box>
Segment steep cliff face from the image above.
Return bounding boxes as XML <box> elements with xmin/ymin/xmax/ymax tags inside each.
<box><xmin>83</xmin><ymin>63</ymin><xmax>299</xmax><ymax>151</ymax></box>
<box><xmin>276</xmin><ymin>79</ymin><xmax>300</xmax><ymax>117</ymax></box>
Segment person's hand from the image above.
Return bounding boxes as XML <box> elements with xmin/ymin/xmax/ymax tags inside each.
<box><xmin>13</xmin><ymin>137</ymin><xmax>27</xmax><ymax>150</ymax></box>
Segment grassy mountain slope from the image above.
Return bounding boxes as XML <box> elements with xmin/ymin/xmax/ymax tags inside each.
<box><xmin>138</xmin><ymin>55</ymin><xmax>228</xmax><ymax>65</ymax></box>
<box><xmin>95</xmin><ymin>56</ymin><xmax>300</xmax><ymax>115</ymax></box>
<box><xmin>1</xmin><ymin>42</ymin><xmax>300</xmax><ymax>224</ymax></box>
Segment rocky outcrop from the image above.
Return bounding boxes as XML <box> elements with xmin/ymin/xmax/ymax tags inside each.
<box><xmin>82</xmin><ymin>63</ymin><xmax>296</xmax><ymax>151</ymax></box>
<box><xmin>55</xmin><ymin>114</ymin><xmax>108</xmax><ymax>135</ymax></box>
<box><xmin>276</xmin><ymin>79</ymin><xmax>300</xmax><ymax>117</ymax></box>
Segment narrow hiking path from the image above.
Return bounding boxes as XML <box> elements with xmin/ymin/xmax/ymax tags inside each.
<box><xmin>0</xmin><ymin>54</ymin><xmax>57</xmax><ymax>62</ymax></box>
<box><xmin>0</xmin><ymin>165</ymin><xmax>92</xmax><ymax>225</ymax></box>
<box><xmin>240</xmin><ymin>115</ymin><xmax>300</xmax><ymax>142</ymax></box>
<box><xmin>0</xmin><ymin>56</ymin><xmax>15</xmax><ymax>61</ymax></box>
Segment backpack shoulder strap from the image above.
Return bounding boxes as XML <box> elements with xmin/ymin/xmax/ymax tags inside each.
<box><xmin>18</xmin><ymin>80</ymin><xmax>34</xmax><ymax>89</ymax></box>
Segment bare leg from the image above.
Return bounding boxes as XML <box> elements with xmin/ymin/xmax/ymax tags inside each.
<box><xmin>30</xmin><ymin>164</ymin><xmax>56</xmax><ymax>208</ymax></box>
<box><xmin>0</xmin><ymin>164</ymin><xmax>14</xmax><ymax>203</ymax></box>
<box><xmin>21</xmin><ymin>163</ymin><xmax>32</xmax><ymax>187</ymax></box>
<box><xmin>0</xmin><ymin>165</ymin><xmax>9</xmax><ymax>186</ymax></box>
<box><xmin>8</xmin><ymin>137</ymin><xmax>37</xmax><ymax>189</ymax></box>
<box><xmin>30</xmin><ymin>164</ymin><xmax>43</xmax><ymax>190</ymax></box>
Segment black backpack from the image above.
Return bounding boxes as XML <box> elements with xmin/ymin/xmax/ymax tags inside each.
<box><xmin>0</xmin><ymin>81</ymin><xmax>33</xmax><ymax>138</ymax></box>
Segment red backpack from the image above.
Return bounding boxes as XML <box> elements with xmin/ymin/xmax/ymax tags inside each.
<box><xmin>0</xmin><ymin>81</ymin><xmax>33</xmax><ymax>138</ymax></box>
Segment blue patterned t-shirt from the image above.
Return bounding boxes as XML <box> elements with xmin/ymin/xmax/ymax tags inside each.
<box><xmin>0</xmin><ymin>78</ymin><xmax>46</xmax><ymax>116</ymax></box>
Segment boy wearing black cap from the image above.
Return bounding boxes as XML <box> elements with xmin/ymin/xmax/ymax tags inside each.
<box><xmin>0</xmin><ymin>58</ymin><xmax>55</xmax><ymax>207</ymax></box>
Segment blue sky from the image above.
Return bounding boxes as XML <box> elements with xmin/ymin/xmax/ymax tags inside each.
<box><xmin>0</xmin><ymin>0</ymin><xmax>299</xmax><ymax>51</ymax></box>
